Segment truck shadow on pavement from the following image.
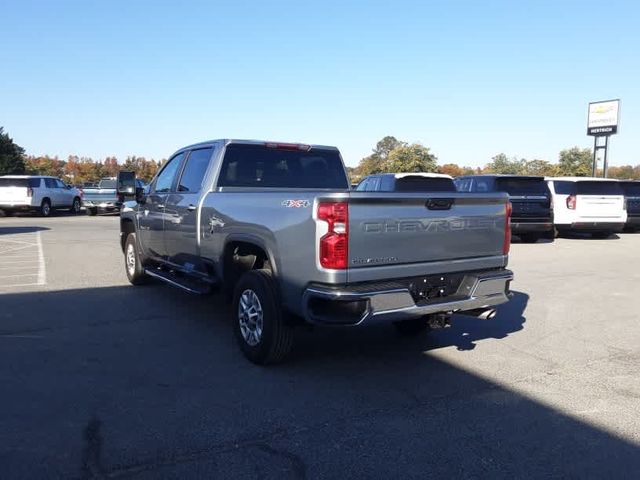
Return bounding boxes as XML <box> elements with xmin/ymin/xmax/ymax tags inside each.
<box><xmin>0</xmin><ymin>225</ymin><xmax>50</xmax><ymax>235</ymax></box>
<box><xmin>0</xmin><ymin>286</ymin><xmax>637</xmax><ymax>478</ymax></box>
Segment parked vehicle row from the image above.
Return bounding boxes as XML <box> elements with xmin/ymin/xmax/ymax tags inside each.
<box><xmin>117</xmin><ymin>140</ymin><xmax>514</xmax><ymax>364</ymax></box>
<box><xmin>358</xmin><ymin>173</ymin><xmax>637</xmax><ymax>241</ymax></box>
<box><xmin>0</xmin><ymin>175</ymin><xmax>82</xmax><ymax>217</ymax></box>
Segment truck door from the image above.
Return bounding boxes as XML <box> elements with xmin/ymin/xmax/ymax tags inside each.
<box><xmin>138</xmin><ymin>152</ymin><xmax>185</xmax><ymax>259</ymax></box>
<box><xmin>164</xmin><ymin>147</ymin><xmax>213</xmax><ymax>270</ymax></box>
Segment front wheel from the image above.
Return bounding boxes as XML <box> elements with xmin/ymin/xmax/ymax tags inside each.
<box><xmin>124</xmin><ymin>233</ymin><xmax>149</xmax><ymax>285</ymax></box>
<box><xmin>233</xmin><ymin>269</ymin><xmax>294</xmax><ymax>365</ymax></box>
<box><xmin>86</xmin><ymin>207</ymin><xmax>98</xmax><ymax>216</ymax></box>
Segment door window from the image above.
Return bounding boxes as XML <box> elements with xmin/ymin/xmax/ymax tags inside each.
<box><xmin>55</xmin><ymin>179</ymin><xmax>67</xmax><ymax>189</ymax></box>
<box><xmin>154</xmin><ymin>153</ymin><xmax>185</xmax><ymax>193</ymax></box>
<box><xmin>356</xmin><ymin>179</ymin><xmax>369</xmax><ymax>191</ymax></box>
<box><xmin>177</xmin><ymin>148</ymin><xmax>212</xmax><ymax>193</ymax></box>
<box><xmin>44</xmin><ymin>178</ymin><xmax>57</xmax><ymax>188</ymax></box>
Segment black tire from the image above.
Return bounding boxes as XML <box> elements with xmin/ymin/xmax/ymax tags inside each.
<box><xmin>70</xmin><ymin>197</ymin><xmax>81</xmax><ymax>215</ymax></box>
<box><xmin>2</xmin><ymin>209</ymin><xmax>14</xmax><ymax>217</ymax></box>
<box><xmin>393</xmin><ymin>318</ymin><xmax>430</xmax><ymax>336</ymax></box>
<box><xmin>40</xmin><ymin>199</ymin><xmax>51</xmax><ymax>217</ymax></box>
<box><xmin>519</xmin><ymin>233</ymin><xmax>541</xmax><ymax>243</ymax></box>
<box><xmin>592</xmin><ymin>231</ymin><xmax>612</xmax><ymax>239</ymax></box>
<box><xmin>232</xmin><ymin>269</ymin><xmax>294</xmax><ymax>365</ymax></box>
<box><xmin>124</xmin><ymin>232</ymin><xmax>149</xmax><ymax>285</ymax></box>
<box><xmin>87</xmin><ymin>207</ymin><xmax>98</xmax><ymax>216</ymax></box>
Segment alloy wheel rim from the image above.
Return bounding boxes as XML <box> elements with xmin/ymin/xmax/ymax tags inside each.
<box><xmin>126</xmin><ymin>243</ymin><xmax>136</xmax><ymax>275</ymax></box>
<box><xmin>238</xmin><ymin>289</ymin><xmax>264</xmax><ymax>346</ymax></box>
<box><xmin>43</xmin><ymin>203</ymin><xmax>50</xmax><ymax>215</ymax></box>
<box><xmin>73</xmin><ymin>199</ymin><xmax>80</xmax><ymax>212</ymax></box>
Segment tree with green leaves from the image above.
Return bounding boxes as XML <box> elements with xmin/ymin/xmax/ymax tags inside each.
<box><xmin>356</xmin><ymin>136</ymin><xmax>406</xmax><ymax>176</ymax></box>
<box><xmin>484</xmin><ymin>153</ymin><xmax>523</xmax><ymax>174</ymax></box>
<box><xmin>0</xmin><ymin>127</ymin><xmax>26</xmax><ymax>175</ymax></box>
<box><xmin>519</xmin><ymin>159</ymin><xmax>558</xmax><ymax>176</ymax></box>
<box><xmin>382</xmin><ymin>143</ymin><xmax>438</xmax><ymax>173</ymax></box>
<box><xmin>557</xmin><ymin>147</ymin><xmax>592</xmax><ymax>176</ymax></box>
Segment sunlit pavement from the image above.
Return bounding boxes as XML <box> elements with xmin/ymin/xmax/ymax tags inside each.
<box><xmin>1</xmin><ymin>214</ymin><xmax>639</xmax><ymax>478</ymax></box>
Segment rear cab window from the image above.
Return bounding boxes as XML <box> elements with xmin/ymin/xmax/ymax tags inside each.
<box><xmin>218</xmin><ymin>143</ymin><xmax>349</xmax><ymax>189</ymax></box>
<box><xmin>495</xmin><ymin>177</ymin><xmax>548</xmax><ymax>196</ymax></box>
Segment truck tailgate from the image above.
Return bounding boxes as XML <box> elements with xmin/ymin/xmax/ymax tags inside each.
<box><xmin>347</xmin><ymin>192</ymin><xmax>508</xmax><ymax>281</ymax></box>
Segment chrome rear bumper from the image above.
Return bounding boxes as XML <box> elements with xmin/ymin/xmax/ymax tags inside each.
<box><xmin>303</xmin><ymin>269</ymin><xmax>513</xmax><ymax>326</ymax></box>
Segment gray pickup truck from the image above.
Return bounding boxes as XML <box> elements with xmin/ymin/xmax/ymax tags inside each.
<box><xmin>118</xmin><ymin>140</ymin><xmax>514</xmax><ymax>364</ymax></box>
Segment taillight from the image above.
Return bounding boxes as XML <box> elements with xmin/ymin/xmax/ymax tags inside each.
<box><xmin>566</xmin><ymin>195</ymin><xmax>576</xmax><ymax>210</ymax></box>
<box><xmin>503</xmin><ymin>201</ymin><xmax>512</xmax><ymax>255</ymax></box>
<box><xmin>26</xmin><ymin>187</ymin><xmax>33</xmax><ymax>197</ymax></box>
<box><xmin>317</xmin><ymin>201</ymin><xmax>348</xmax><ymax>269</ymax></box>
<box><xmin>265</xmin><ymin>142</ymin><xmax>311</xmax><ymax>152</ymax></box>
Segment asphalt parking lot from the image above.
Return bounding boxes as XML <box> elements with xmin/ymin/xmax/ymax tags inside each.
<box><xmin>1</xmin><ymin>214</ymin><xmax>639</xmax><ymax>479</ymax></box>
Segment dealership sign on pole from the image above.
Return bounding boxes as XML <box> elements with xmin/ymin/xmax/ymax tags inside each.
<box><xmin>587</xmin><ymin>99</ymin><xmax>620</xmax><ymax>136</ymax></box>
<box><xmin>587</xmin><ymin>99</ymin><xmax>620</xmax><ymax>177</ymax></box>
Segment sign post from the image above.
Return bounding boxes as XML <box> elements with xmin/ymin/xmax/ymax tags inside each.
<box><xmin>587</xmin><ymin>99</ymin><xmax>620</xmax><ymax>177</ymax></box>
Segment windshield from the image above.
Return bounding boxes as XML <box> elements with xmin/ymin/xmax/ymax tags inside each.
<box><xmin>495</xmin><ymin>177</ymin><xmax>548</xmax><ymax>196</ymax></box>
<box><xmin>576</xmin><ymin>181</ymin><xmax>623</xmax><ymax>196</ymax></box>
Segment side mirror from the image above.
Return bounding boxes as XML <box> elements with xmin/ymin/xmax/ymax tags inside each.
<box><xmin>135</xmin><ymin>187</ymin><xmax>147</xmax><ymax>204</ymax></box>
<box><xmin>117</xmin><ymin>171</ymin><xmax>137</xmax><ymax>196</ymax></box>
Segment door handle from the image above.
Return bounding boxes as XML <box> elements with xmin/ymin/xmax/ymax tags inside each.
<box><xmin>187</xmin><ymin>204</ymin><xmax>196</xmax><ymax>211</ymax></box>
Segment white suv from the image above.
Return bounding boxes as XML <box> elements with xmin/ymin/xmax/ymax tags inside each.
<box><xmin>0</xmin><ymin>175</ymin><xmax>83</xmax><ymax>217</ymax></box>
<box><xmin>546</xmin><ymin>177</ymin><xmax>627</xmax><ymax>238</ymax></box>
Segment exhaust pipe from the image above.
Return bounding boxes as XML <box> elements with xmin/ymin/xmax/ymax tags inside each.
<box><xmin>463</xmin><ymin>308</ymin><xmax>497</xmax><ymax>320</ymax></box>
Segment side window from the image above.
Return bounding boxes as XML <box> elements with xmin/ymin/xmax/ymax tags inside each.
<box><xmin>475</xmin><ymin>178</ymin><xmax>491</xmax><ymax>193</ymax></box>
<box><xmin>553</xmin><ymin>181</ymin><xmax>575</xmax><ymax>195</ymax></box>
<box><xmin>154</xmin><ymin>153</ymin><xmax>185</xmax><ymax>193</ymax></box>
<box><xmin>44</xmin><ymin>178</ymin><xmax>57</xmax><ymax>188</ymax></box>
<box><xmin>455</xmin><ymin>178</ymin><xmax>471</xmax><ymax>192</ymax></box>
<box><xmin>356</xmin><ymin>179</ymin><xmax>369</xmax><ymax>191</ymax></box>
<box><xmin>177</xmin><ymin>148</ymin><xmax>212</xmax><ymax>193</ymax></box>
<box><xmin>367</xmin><ymin>177</ymin><xmax>381</xmax><ymax>192</ymax></box>
<box><xmin>28</xmin><ymin>178</ymin><xmax>41</xmax><ymax>188</ymax></box>
<box><xmin>55</xmin><ymin>179</ymin><xmax>66</xmax><ymax>188</ymax></box>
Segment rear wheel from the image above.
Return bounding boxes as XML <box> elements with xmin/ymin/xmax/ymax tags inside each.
<box><xmin>87</xmin><ymin>207</ymin><xmax>98</xmax><ymax>216</ymax></box>
<box><xmin>393</xmin><ymin>318</ymin><xmax>431</xmax><ymax>336</ymax></box>
<box><xmin>124</xmin><ymin>233</ymin><xmax>149</xmax><ymax>285</ymax></box>
<box><xmin>233</xmin><ymin>269</ymin><xmax>294</xmax><ymax>365</ymax></box>
<box><xmin>70</xmin><ymin>197</ymin><xmax>81</xmax><ymax>214</ymax></box>
<box><xmin>519</xmin><ymin>233</ymin><xmax>540</xmax><ymax>243</ymax></box>
<box><xmin>40</xmin><ymin>199</ymin><xmax>51</xmax><ymax>217</ymax></box>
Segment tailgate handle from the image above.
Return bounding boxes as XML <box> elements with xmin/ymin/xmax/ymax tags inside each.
<box><xmin>426</xmin><ymin>198</ymin><xmax>454</xmax><ymax>210</ymax></box>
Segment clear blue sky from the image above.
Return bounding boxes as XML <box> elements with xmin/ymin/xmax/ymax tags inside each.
<box><xmin>1</xmin><ymin>0</ymin><xmax>638</xmax><ymax>167</ymax></box>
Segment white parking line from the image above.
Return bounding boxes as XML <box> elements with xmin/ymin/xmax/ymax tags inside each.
<box><xmin>0</xmin><ymin>230</ymin><xmax>47</xmax><ymax>288</ymax></box>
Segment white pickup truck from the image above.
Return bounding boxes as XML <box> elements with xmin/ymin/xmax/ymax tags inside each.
<box><xmin>0</xmin><ymin>175</ymin><xmax>82</xmax><ymax>216</ymax></box>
